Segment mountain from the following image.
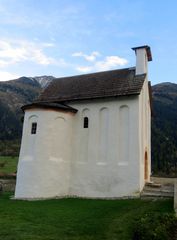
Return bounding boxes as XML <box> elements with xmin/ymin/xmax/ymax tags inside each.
<box><xmin>152</xmin><ymin>82</ymin><xmax>177</xmax><ymax>176</ymax></box>
<box><xmin>0</xmin><ymin>77</ymin><xmax>42</xmax><ymax>141</ymax></box>
<box><xmin>32</xmin><ymin>76</ymin><xmax>55</xmax><ymax>88</ymax></box>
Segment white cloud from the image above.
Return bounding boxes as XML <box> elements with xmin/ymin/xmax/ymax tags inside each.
<box><xmin>75</xmin><ymin>53</ymin><xmax>128</xmax><ymax>73</ymax></box>
<box><xmin>0</xmin><ymin>39</ymin><xmax>64</xmax><ymax>67</ymax></box>
<box><xmin>0</xmin><ymin>71</ymin><xmax>20</xmax><ymax>81</ymax></box>
<box><xmin>72</xmin><ymin>51</ymin><xmax>100</xmax><ymax>62</ymax></box>
<box><xmin>95</xmin><ymin>56</ymin><xmax>128</xmax><ymax>71</ymax></box>
<box><xmin>76</xmin><ymin>66</ymin><xmax>93</xmax><ymax>73</ymax></box>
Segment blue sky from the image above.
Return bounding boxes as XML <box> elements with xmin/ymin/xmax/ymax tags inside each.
<box><xmin>0</xmin><ymin>0</ymin><xmax>176</xmax><ymax>85</ymax></box>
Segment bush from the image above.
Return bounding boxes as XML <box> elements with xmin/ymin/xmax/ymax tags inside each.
<box><xmin>132</xmin><ymin>213</ymin><xmax>177</xmax><ymax>240</ymax></box>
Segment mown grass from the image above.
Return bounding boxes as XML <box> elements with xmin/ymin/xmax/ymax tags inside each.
<box><xmin>0</xmin><ymin>156</ymin><xmax>18</xmax><ymax>174</ymax></box>
<box><xmin>0</xmin><ymin>192</ymin><xmax>174</xmax><ymax>240</ymax></box>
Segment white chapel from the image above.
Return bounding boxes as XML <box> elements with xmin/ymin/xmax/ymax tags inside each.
<box><xmin>15</xmin><ymin>45</ymin><xmax>152</xmax><ymax>199</ymax></box>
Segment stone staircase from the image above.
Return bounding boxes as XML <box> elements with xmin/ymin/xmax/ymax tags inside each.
<box><xmin>141</xmin><ymin>182</ymin><xmax>174</xmax><ymax>199</ymax></box>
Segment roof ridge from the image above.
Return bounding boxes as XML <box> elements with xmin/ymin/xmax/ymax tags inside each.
<box><xmin>52</xmin><ymin>67</ymin><xmax>135</xmax><ymax>81</ymax></box>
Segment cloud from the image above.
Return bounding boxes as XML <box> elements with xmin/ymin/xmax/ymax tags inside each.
<box><xmin>95</xmin><ymin>56</ymin><xmax>128</xmax><ymax>71</ymax></box>
<box><xmin>75</xmin><ymin>53</ymin><xmax>128</xmax><ymax>73</ymax></box>
<box><xmin>72</xmin><ymin>51</ymin><xmax>100</xmax><ymax>62</ymax></box>
<box><xmin>0</xmin><ymin>39</ymin><xmax>64</xmax><ymax>67</ymax></box>
<box><xmin>76</xmin><ymin>66</ymin><xmax>93</xmax><ymax>72</ymax></box>
<box><xmin>0</xmin><ymin>71</ymin><xmax>20</xmax><ymax>81</ymax></box>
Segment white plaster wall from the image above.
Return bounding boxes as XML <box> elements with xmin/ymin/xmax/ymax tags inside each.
<box><xmin>15</xmin><ymin>109</ymin><xmax>73</xmax><ymax>199</ymax></box>
<box><xmin>138</xmin><ymin>78</ymin><xmax>151</xmax><ymax>190</ymax></box>
<box><xmin>135</xmin><ymin>48</ymin><xmax>148</xmax><ymax>75</ymax></box>
<box><xmin>69</xmin><ymin>97</ymin><xmax>141</xmax><ymax>198</ymax></box>
<box><xmin>15</xmin><ymin>91</ymin><xmax>151</xmax><ymax>199</ymax></box>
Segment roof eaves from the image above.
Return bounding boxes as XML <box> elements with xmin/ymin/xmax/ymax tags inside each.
<box><xmin>21</xmin><ymin>102</ymin><xmax>78</xmax><ymax>113</ymax></box>
<box><xmin>37</xmin><ymin>91</ymin><xmax>141</xmax><ymax>103</ymax></box>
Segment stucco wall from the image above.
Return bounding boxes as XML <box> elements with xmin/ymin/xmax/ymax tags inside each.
<box><xmin>15</xmin><ymin>109</ymin><xmax>73</xmax><ymax>199</ymax></box>
<box><xmin>138</xmin><ymin>79</ymin><xmax>151</xmax><ymax>190</ymax></box>
<box><xmin>69</xmin><ymin>96</ymin><xmax>141</xmax><ymax>198</ymax></box>
<box><xmin>15</xmin><ymin>83</ymin><xmax>151</xmax><ymax>199</ymax></box>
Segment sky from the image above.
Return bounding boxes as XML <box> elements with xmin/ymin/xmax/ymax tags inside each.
<box><xmin>0</xmin><ymin>0</ymin><xmax>177</xmax><ymax>85</ymax></box>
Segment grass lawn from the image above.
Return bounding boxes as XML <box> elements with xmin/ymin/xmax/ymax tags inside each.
<box><xmin>0</xmin><ymin>192</ymin><xmax>175</xmax><ymax>240</ymax></box>
<box><xmin>0</xmin><ymin>156</ymin><xmax>18</xmax><ymax>174</ymax></box>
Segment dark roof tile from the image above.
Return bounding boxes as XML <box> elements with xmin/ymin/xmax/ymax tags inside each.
<box><xmin>37</xmin><ymin>68</ymin><xmax>146</xmax><ymax>102</ymax></box>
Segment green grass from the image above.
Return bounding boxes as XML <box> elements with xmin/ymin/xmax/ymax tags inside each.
<box><xmin>0</xmin><ymin>192</ymin><xmax>175</xmax><ymax>240</ymax></box>
<box><xmin>0</xmin><ymin>156</ymin><xmax>18</xmax><ymax>174</ymax></box>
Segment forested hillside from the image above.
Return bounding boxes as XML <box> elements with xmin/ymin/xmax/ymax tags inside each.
<box><xmin>152</xmin><ymin>82</ymin><xmax>177</xmax><ymax>176</ymax></box>
<box><xmin>0</xmin><ymin>78</ymin><xmax>177</xmax><ymax>176</ymax></box>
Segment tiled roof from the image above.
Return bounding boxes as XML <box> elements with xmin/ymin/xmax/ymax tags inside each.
<box><xmin>37</xmin><ymin>68</ymin><xmax>146</xmax><ymax>102</ymax></box>
<box><xmin>22</xmin><ymin>102</ymin><xmax>77</xmax><ymax>113</ymax></box>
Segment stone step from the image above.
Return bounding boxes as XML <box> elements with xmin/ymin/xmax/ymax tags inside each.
<box><xmin>145</xmin><ymin>182</ymin><xmax>162</xmax><ymax>188</ymax></box>
<box><xmin>141</xmin><ymin>191</ymin><xmax>174</xmax><ymax>198</ymax></box>
<box><xmin>141</xmin><ymin>183</ymin><xmax>174</xmax><ymax>199</ymax></box>
<box><xmin>143</xmin><ymin>186</ymin><xmax>174</xmax><ymax>193</ymax></box>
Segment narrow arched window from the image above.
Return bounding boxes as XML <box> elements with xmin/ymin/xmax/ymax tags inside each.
<box><xmin>83</xmin><ymin>117</ymin><xmax>89</xmax><ymax>128</ymax></box>
<box><xmin>31</xmin><ymin>122</ymin><xmax>37</xmax><ymax>134</ymax></box>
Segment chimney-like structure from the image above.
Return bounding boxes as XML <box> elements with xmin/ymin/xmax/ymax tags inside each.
<box><xmin>132</xmin><ymin>45</ymin><xmax>152</xmax><ymax>75</ymax></box>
